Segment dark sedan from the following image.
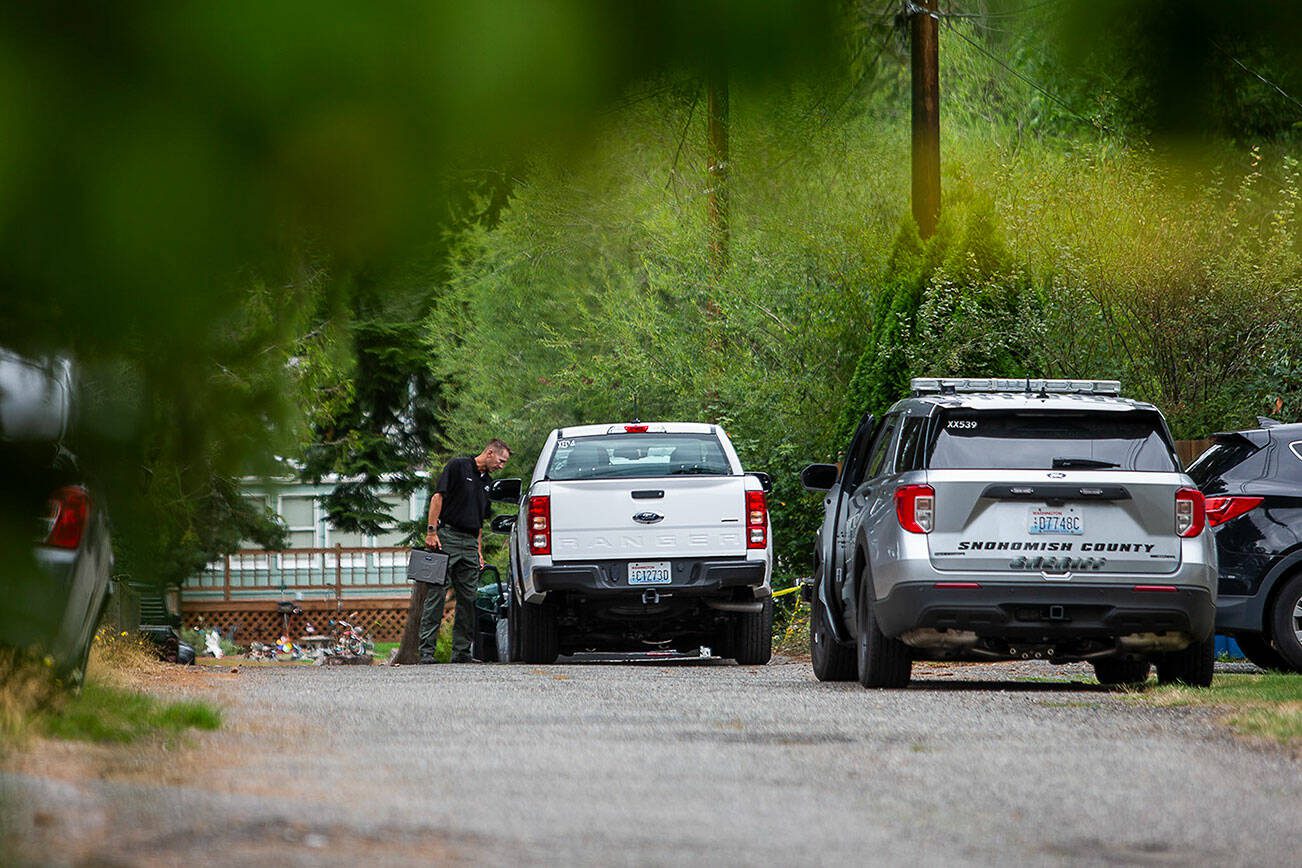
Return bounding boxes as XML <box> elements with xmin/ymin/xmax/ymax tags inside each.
<box><xmin>1187</xmin><ymin>419</ymin><xmax>1302</xmax><ymax>672</ymax></box>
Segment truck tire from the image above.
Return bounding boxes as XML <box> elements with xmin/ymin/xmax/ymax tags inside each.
<box><xmin>1267</xmin><ymin>572</ymin><xmax>1302</xmax><ymax>672</ymax></box>
<box><xmin>1235</xmin><ymin>633</ymin><xmax>1291</xmax><ymax>672</ymax></box>
<box><xmin>732</xmin><ymin>597</ymin><xmax>773</xmax><ymax>665</ymax></box>
<box><xmin>1092</xmin><ymin>657</ymin><xmax>1150</xmax><ymax>687</ymax></box>
<box><xmin>1156</xmin><ymin>635</ymin><xmax>1215</xmax><ymax>687</ymax></box>
<box><xmin>811</xmin><ymin>590</ymin><xmax>856</xmax><ymax>682</ymax></box>
<box><xmin>518</xmin><ymin>598</ymin><xmax>559</xmax><ymax>664</ymax></box>
<box><xmin>855</xmin><ymin>574</ymin><xmax>911</xmax><ymax>689</ymax></box>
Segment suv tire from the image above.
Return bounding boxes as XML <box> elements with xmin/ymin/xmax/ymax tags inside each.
<box><xmin>1236</xmin><ymin>633</ymin><xmax>1290</xmax><ymax>672</ymax></box>
<box><xmin>811</xmin><ymin>589</ymin><xmax>856</xmax><ymax>682</ymax></box>
<box><xmin>1156</xmin><ymin>635</ymin><xmax>1215</xmax><ymax>687</ymax></box>
<box><xmin>733</xmin><ymin>597</ymin><xmax>773</xmax><ymax>666</ymax></box>
<box><xmin>855</xmin><ymin>572</ymin><xmax>911</xmax><ymax>689</ymax></box>
<box><xmin>1267</xmin><ymin>572</ymin><xmax>1302</xmax><ymax>672</ymax></box>
<box><xmin>517</xmin><ymin>597</ymin><xmax>559</xmax><ymax>664</ymax></box>
<box><xmin>1092</xmin><ymin>657</ymin><xmax>1150</xmax><ymax>687</ymax></box>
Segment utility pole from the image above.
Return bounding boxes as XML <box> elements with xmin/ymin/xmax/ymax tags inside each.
<box><xmin>910</xmin><ymin>0</ymin><xmax>940</xmax><ymax>238</ymax></box>
<box><xmin>706</xmin><ymin>62</ymin><xmax>730</xmax><ymax>283</ymax></box>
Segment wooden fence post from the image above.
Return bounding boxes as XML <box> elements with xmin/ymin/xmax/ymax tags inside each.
<box><xmin>223</xmin><ymin>554</ymin><xmax>231</xmax><ymax>601</ymax></box>
<box><xmin>334</xmin><ymin>543</ymin><xmax>343</xmax><ymax>610</ymax></box>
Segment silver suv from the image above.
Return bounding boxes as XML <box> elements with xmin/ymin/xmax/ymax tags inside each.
<box><xmin>801</xmin><ymin>379</ymin><xmax>1217</xmax><ymax>688</ymax></box>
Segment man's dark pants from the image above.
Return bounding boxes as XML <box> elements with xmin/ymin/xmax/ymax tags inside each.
<box><xmin>418</xmin><ymin>527</ymin><xmax>480</xmax><ymax>662</ymax></box>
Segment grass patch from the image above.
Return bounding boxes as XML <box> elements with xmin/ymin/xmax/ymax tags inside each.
<box><xmin>39</xmin><ymin>682</ymin><xmax>221</xmax><ymax>744</ymax></box>
<box><xmin>1128</xmin><ymin>672</ymin><xmax>1302</xmax><ymax>747</ymax></box>
<box><xmin>774</xmin><ymin>598</ymin><xmax>809</xmax><ymax>657</ymax></box>
<box><xmin>2</xmin><ymin>630</ymin><xmax>223</xmax><ymax>751</ymax></box>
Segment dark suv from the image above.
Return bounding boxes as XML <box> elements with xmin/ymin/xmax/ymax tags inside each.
<box><xmin>1186</xmin><ymin>420</ymin><xmax>1302</xmax><ymax>672</ymax></box>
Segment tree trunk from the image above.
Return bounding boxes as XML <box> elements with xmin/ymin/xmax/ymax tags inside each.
<box><xmin>394</xmin><ymin>581</ymin><xmax>431</xmax><ymax>664</ymax></box>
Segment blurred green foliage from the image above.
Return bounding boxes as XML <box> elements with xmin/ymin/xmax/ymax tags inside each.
<box><xmin>0</xmin><ymin>1</ymin><xmax>1298</xmax><ymax>636</ymax></box>
<box><xmin>432</xmin><ymin>15</ymin><xmax>1302</xmax><ymax>579</ymax></box>
<box><xmin>0</xmin><ymin>1</ymin><xmax>837</xmax><ymax>637</ymax></box>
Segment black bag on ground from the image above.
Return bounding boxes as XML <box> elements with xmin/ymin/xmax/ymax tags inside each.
<box><xmin>407</xmin><ymin>547</ymin><xmax>450</xmax><ymax>586</ymax></box>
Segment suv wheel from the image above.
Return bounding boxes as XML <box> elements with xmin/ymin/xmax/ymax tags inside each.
<box><xmin>811</xmin><ymin>590</ymin><xmax>856</xmax><ymax>682</ymax></box>
<box><xmin>733</xmin><ymin>597</ymin><xmax>773</xmax><ymax>666</ymax></box>
<box><xmin>1092</xmin><ymin>657</ymin><xmax>1150</xmax><ymax>687</ymax></box>
<box><xmin>1156</xmin><ymin>635</ymin><xmax>1215</xmax><ymax>687</ymax></box>
<box><xmin>1235</xmin><ymin>633</ymin><xmax>1290</xmax><ymax>672</ymax></box>
<box><xmin>517</xmin><ymin>597</ymin><xmax>559</xmax><ymax>664</ymax></box>
<box><xmin>1267</xmin><ymin>572</ymin><xmax>1302</xmax><ymax>672</ymax></box>
<box><xmin>855</xmin><ymin>574</ymin><xmax>911</xmax><ymax>689</ymax></box>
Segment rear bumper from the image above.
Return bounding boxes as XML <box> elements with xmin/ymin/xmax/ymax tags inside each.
<box><xmin>533</xmin><ymin>557</ymin><xmax>768</xmax><ymax>597</ymax></box>
<box><xmin>875</xmin><ymin>582</ymin><xmax>1215</xmax><ymax>641</ymax></box>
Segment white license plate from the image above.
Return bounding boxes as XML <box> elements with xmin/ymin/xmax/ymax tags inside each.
<box><xmin>1028</xmin><ymin>507</ymin><xmax>1083</xmax><ymax>535</ymax></box>
<box><xmin>628</xmin><ymin>561</ymin><xmax>673</xmax><ymax>585</ymax></box>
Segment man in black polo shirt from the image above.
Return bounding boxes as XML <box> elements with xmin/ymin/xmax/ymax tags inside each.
<box><xmin>419</xmin><ymin>438</ymin><xmax>511</xmax><ymax>663</ymax></box>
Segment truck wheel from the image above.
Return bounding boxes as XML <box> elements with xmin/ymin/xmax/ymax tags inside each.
<box><xmin>518</xmin><ymin>598</ymin><xmax>559</xmax><ymax>664</ymax></box>
<box><xmin>1236</xmin><ymin>633</ymin><xmax>1291</xmax><ymax>673</ymax></box>
<box><xmin>1092</xmin><ymin>657</ymin><xmax>1151</xmax><ymax>687</ymax></box>
<box><xmin>1267</xmin><ymin>572</ymin><xmax>1302</xmax><ymax>672</ymax></box>
<box><xmin>732</xmin><ymin>598</ymin><xmax>773</xmax><ymax>666</ymax></box>
<box><xmin>855</xmin><ymin>577</ymin><xmax>911</xmax><ymax>689</ymax></box>
<box><xmin>811</xmin><ymin>591</ymin><xmax>856</xmax><ymax>682</ymax></box>
<box><xmin>1156</xmin><ymin>635</ymin><xmax>1215</xmax><ymax>687</ymax></box>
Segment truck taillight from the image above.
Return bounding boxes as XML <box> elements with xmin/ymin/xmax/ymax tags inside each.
<box><xmin>1175</xmin><ymin>487</ymin><xmax>1206</xmax><ymax>538</ymax></box>
<box><xmin>46</xmin><ymin>485</ymin><xmax>91</xmax><ymax>550</ymax></box>
<box><xmin>745</xmin><ymin>490</ymin><xmax>768</xmax><ymax>549</ymax></box>
<box><xmin>1204</xmin><ymin>495</ymin><xmax>1263</xmax><ymax>528</ymax></box>
<box><xmin>528</xmin><ymin>495</ymin><xmax>551</xmax><ymax>555</ymax></box>
<box><xmin>895</xmin><ymin>484</ymin><xmax>934</xmax><ymax>534</ymax></box>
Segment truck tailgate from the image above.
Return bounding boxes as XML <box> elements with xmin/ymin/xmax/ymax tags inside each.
<box><xmin>548</xmin><ymin>477</ymin><xmax>748</xmax><ymax>559</ymax></box>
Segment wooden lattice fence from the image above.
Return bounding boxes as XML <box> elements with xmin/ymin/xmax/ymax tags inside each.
<box><xmin>183</xmin><ymin>597</ymin><xmax>416</xmax><ymax>644</ymax></box>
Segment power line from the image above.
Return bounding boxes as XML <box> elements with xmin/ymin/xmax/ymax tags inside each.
<box><xmin>665</xmin><ymin>83</ymin><xmax>702</xmax><ymax>190</ymax></box>
<box><xmin>1213</xmin><ymin>42</ymin><xmax>1302</xmax><ymax>119</ymax></box>
<box><xmin>943</xmin><ymin>21</ymin><xmax>1111</xmax><ymax>133</ymax></box>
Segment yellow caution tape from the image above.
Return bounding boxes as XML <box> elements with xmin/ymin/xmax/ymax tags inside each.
<box><xmin>771</xmin><ymin>586</ymin><xmax>801</xmax><ymax>598</ymax></box>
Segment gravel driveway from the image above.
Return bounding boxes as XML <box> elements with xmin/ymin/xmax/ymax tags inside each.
<box><xmin>3</xmin><ymin>658</ymin><xmax>1299</xmax><ymax>866</ymax></box>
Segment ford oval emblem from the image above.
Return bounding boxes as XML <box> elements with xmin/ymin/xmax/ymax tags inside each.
<box><xmin>633</xmin><ymin>511</ymin><xmax>664</xmax><ymax>524</ymax></box>
<box><xmin>1047</xmin><ymin>472</ymin><xmax>1067</xmax><ymax>479</ymax></box>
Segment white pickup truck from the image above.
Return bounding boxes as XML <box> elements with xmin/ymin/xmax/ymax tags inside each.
<box><xmin>488</xmin><ymin>422</ymin><xmax>774</xmax><ymax>664</ymax></box>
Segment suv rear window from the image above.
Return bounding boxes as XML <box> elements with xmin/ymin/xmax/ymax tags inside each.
<box><xmin>547</xmin><ymin>433</ymin><xmax>732</xmax><ymax>480</ymax></box>
<box><xmin>925</xmin><ymin>410</ymin><xmax>1179</xmax><ymax>472</ymax></box>
<box><xmin>1185</xmin><ymin>437</ymin><xmax>1265</xmax><ymax>486</ymax></box>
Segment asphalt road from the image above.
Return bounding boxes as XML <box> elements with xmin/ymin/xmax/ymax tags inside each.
<box><xmin>3</xmin><ymin>658</ymin><xmax>1299</xmax><ymax>866</ymax></box>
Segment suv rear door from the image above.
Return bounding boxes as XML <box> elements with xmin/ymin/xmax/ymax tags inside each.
<box><xmin>924</xmin><ymin>408</ymin><xmax>1190</xmax><ymax>577</ymax></box>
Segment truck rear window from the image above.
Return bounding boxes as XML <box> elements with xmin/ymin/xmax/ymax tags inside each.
<box><xmin>547</xmin><ymin>433</ymin><xmax>732</xmax><ymax>480</ymax></box>
<box><xmin>926</xmin><ymin>410</ymin><xmax>1179</xmax><ymax>472</ymax></box>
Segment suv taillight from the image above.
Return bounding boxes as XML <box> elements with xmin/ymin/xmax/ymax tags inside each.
<box><xmin>745</xmin><ymin>490</ymin><xmax>768</xmax><ymax>549</ymax></box>
<box><xmin>528</xmin><ymin>495</ymin><xmax>551</xmax><ymax>555</ymax></box>
<box><xmin>46</xmin><ymin>485</ymin><xmax>91</xmax><ymax>549</ymax></box>
<box><xmin>1205</xmin><ymin>495</ymin><xmax>1263</xmax><ymax>528</ymax></box>
<box><xmin>1175</xmin><ymin>487</ymin><xmax>1206</xmax><ymax>537</ymax></box>
<box><xmin>895</xmin><ymin>484</ymin><xmax>934</xmax><ymax>534</ymax></box>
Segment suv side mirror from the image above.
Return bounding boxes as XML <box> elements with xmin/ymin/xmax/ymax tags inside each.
<box><xmin>800</xmin><ymin>463</ymin><xmax>839</xmax><ymax>492</ymax></box>
<box><xmin>490</xmin><ymin>514</ymin><xmax>517</xmax><ymax>535</ymax></box>
<box><xmin>749</xmin><ymin>472</ymin><xmax>773</xmax><ymax>493</ymax></box>
<box><xmin>489</xmin><ymin>478</ymin><xmax>522</xmax><ymax>504</ymax></box>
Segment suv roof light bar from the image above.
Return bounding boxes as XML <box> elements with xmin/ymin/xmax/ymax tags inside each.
<box><xmin>910</xmin><ymin>378</ymin><xmax>1122</xmax><ymax>397</ymax></box>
